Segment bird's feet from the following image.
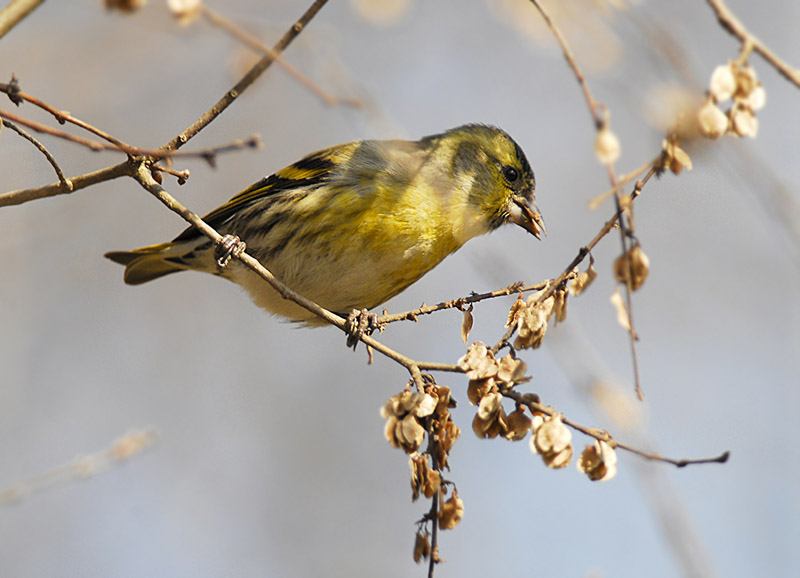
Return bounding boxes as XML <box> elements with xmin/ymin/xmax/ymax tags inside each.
<box><xmin>345</xmin><ymin>308</ymin><xmax>380</xmax><ymax>349</ymax></box>
<box><xmin>215</xmin><ymin>234</ymin><xmax>247</xmax><ymax>270</ymax></box>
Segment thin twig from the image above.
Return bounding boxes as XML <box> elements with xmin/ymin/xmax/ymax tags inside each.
<box><xmin>378</xmin><ymin>281</ymin><xmax>549</xmax><ymax>325</ymax></box>
<box><xmin>0</xmin><ymin>161</ymin><xmax>131</xmax><ymax>207</ymax></box>
<box><xmin>2</xmin><ymin>119</ymin><xmax>71</xmax><ymax>190</ymax></box>
<box><xmin>162</xmin><ymin>0</ymin><xmax>330</xmax><ymax>152</ymax></box>
<box><xmin>1</xmin><ymin>76</ymin><xmax>132</xmax><ymax>148</ymax></box>
<box><xmin>612</xmin><ymin>163</ymin><xmax>644</xmax><ymax>401</ymax></box>
<box><xmin>0</xmin><ymin>107</ymin><xmax>110</xmax><ymax>151</ymax></box>
<box><xmin>151</xmin><ymin>163</ymin><xmax>191</xmax><ymax>185</ymax></box>
<box><xmin>3</xmin><ymin>76</ymin><xmax>260</xmax><ymax>163</ymax></box>
<box><xmin>424</xmin><ymin>411</ymin><xmax>441</xmax><ymax>578</ymax></box>
<box><xmin>416</xmin><ymin>361</ymin><xmax>462</xmax><ymax>373</ymax></box>
<box><xmin>502</xmin><ymin>388</ymin><xmax>730</xmax><ymax>467</ymax></box>
<box><xmin>706</xmin><ymin>0</ymin><xmax>800</xmax><ymax>88</ymax></box>
<box><xmin>588</xmin><ymin>157</ymin><xmax>658</xmax><ymax>210</ymax></box>
<box><xmin>427</xmin><ymin>486</ymin><xmax>439</xmax><ymax>578</ymax></box>
<box><xmin>0</xmin><ymin>107</ymin><xmax>262</xmax><ymax>162</ymax></box>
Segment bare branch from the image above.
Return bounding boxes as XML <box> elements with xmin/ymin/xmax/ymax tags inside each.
<box><xmin>378</xmin><ymin>281</ymin><xmax>549</xmax><ymax>325</ymax></box>
<box><xmin>0</xmin><ymin>161</ymin><xmax>130</xmax><ymax>207</ymax></box>
<box><xmin>2</xmin><ymin>119</ymin><xmax>70</xmax><ymax>190</ymax></box>
<box><xmin>0</xmin><ymin>107</ymin><xmax>111</xmax><ymax>151</ymax></box>
<box><xmin>0</xmin><ymin>106</ymin><xmax>262</xmax><ymax>162</ymax></box>
<box><xmin>1</xmin><ymin>76</ymin><xmax>132</xmax><ymax>148</ymax></box>
<box><xmin>501</xmin><ymin>388</ymin><xmax>730</xmax><ymax>468</ymax></box>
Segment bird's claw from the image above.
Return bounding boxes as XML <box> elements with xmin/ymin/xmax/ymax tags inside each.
<box><xmin>345</xmin><ymin>308</ymin><xmax>380</xmax><ymax>349</ymax></box>
<box><xmin>215</xmin><ymin>234</ymin><xmax>246</xmax><ymax>270</ymax></box>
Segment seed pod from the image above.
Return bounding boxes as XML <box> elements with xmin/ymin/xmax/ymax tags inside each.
<box><xmin>613</xmin><ymin>245</ymin><xmax>650</xmax><ymax>291</ymax></box>
<box><xmin>698</xmin><ymin>99</ymin><xmax>728</xmax><ymax>139</ymax></box>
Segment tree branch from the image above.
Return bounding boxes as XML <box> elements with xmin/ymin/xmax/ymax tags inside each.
<box><xmin>378</xmin><ymin>281</ymin><xmax>549</xmax><ymax>325</ymax></box>
<box><xmin>501</xmin><ymin>388</ymin><xmax>730</xmax><ymax>468</ymax></box>
<box><xmin>0</xmin><ymin>105</ymin><xmax>262</xmax><ymax>162</ymax></box>
<box><xmin>2</xmin><ymin>119</ymin><xmax>69</xmax><ymax>189</ymax></box>
<box><xmin>0</xmin><ymin>161</ymin><xmax>131</xmax><ymax>207</ymax></box>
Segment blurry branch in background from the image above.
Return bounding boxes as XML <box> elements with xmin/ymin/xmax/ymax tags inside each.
<box><xmin>587</xmin><ymin>157</ymin><xmax>659</xmax><ymax>210</ymax></box>
<box><xmin>0</xmin><ymin>0</ymin><xmax>44</xmax><ymax>39</ymax></box>
<box><xmin>526</xmin><ymin>0</ymin><xmax>799</xmax><ymax>404</ymax></box>
<box><xmin>0</xmin><ymin>428</ymin><xmax>158</xmax><ymax>507</ymax></box>
<box><xmin>200</xmin><ymin>4</ymin><xmax>363</xmax><ymax>108</ymax></box>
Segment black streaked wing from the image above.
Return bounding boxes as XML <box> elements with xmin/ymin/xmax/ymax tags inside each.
<box><xmin>172</xmin><ymin>147</ymin><xmax>338</xmax><ymax>243</ymax></box>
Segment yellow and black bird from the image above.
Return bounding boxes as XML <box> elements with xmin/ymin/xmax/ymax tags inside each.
<box><xmin>106</xmin><ymin>124</ymin><xmax>544</xmax><ymax>323</ymax></box>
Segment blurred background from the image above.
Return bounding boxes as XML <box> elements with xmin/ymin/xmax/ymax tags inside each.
<box><xmin>1</xmin><ymin>1</ymin><xmax>798</xmax><ymax>576</ymax></box>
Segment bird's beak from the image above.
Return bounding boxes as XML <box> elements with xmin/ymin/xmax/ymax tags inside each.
<box><xmin>509</xmin><ymin>196</ymin><xmax>546</xmax><ymax>240</ymax></box>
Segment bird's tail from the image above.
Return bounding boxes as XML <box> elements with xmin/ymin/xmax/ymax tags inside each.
<box><xmin>105</xmin><ymin>242</ymin><xmax>183</xmax><ymax>285</ymax></box>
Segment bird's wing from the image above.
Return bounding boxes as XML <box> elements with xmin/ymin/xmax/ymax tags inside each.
<box><xmin>172</xmin><ymin>145</ymin><xmax>342</xmax><ymax>243</ymax></box>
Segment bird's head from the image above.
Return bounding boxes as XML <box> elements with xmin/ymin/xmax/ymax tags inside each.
<box><xmin>438</xmin><ymin>124</ymin><xmax>544</xmax><ymax>240</ymax></box>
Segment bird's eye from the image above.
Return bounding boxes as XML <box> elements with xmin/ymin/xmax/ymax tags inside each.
<box><xmin>503</xmin><ymin>166</ymin><xmax>520</xmax><ymax>183</ymax></box>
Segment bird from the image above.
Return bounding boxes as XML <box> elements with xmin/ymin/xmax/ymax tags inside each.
<box><xmin>105</xmin><ymin>124</ymin><xmax>544</xmax><ymax>325</ymax></box>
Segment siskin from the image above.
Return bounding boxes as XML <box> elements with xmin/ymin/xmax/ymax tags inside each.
<box><xmin>106</xmin><ymin>124</ymin><xmax>544</xmax><ymax>325</ymax></box>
